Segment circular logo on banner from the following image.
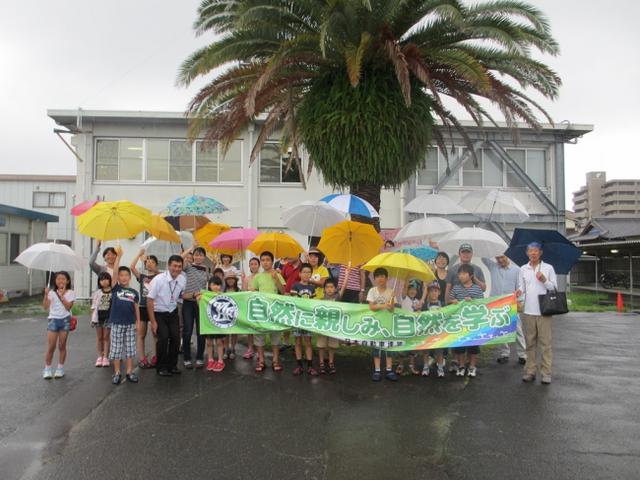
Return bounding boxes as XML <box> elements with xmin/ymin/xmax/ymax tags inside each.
<box><xmin>207</xmin><ymin>295</ymin><xmax>239</xmax><ymax>329</ymax></box>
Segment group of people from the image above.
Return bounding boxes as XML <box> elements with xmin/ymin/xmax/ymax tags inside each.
<box><xmin>41</xmin><ymin>237</ymin><xmax>558</xmax><ymax>386</ymax></box>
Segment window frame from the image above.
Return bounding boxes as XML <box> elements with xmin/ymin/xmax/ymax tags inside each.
<box><xmin>258</xmin><ymin>142</ymin><xmax>303</xmax><ymax>186</ymax></box>
<box><xmin>32</xmin><ymin>191</ymin><xmax>66</xmax><ymax>209</ymax></box>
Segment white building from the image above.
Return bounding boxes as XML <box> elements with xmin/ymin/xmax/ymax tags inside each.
<box><xmin>0</xmin><ymin>174</ymin><xmax>76</xmax><ymax>244</ymax></box>
<box><xmin>47</xmin><ymin>109</ymin><xmax>592</xmax><ymax>297</ymax></box>
<box><xmin>0</xmin><ymin>204</ymin><xmax>58</xmax><ymax>299</ymax></box>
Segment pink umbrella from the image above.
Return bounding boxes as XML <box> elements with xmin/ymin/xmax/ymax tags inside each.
<box><xmin>209</xmin><ymin>228</ymin><xmax>260</xmax><ymax>252</ymax></box>
<box><xmin>71</xmin><ymin>199</ymin><xmax>100</xmax><ymax>217</ymax></box>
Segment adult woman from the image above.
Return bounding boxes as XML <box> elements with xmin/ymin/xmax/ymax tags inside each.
<box><xmin>89</xmin><ymin>240</ymin><xmax>120</xmax><ymax>277</ymax></box>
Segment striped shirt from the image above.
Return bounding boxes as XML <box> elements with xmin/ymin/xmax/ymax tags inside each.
<box><xmin>183</xmin><ymin>264</ymin><xmax>209</xmax><ymax>294</ymax></box>
<box><xmin>338</xmin><ymin>265</ymin><xmax>362</xmax><ymax>291</ymax></box>
<box><xmin>449</xmin><ymin>283</ymin><xmax>484</xmax><ymax>302</ymax></box>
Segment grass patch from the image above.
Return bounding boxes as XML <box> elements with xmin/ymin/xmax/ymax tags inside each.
<box><xmin>568</xmin><ymin>291</ymin><xmax>625</xmax><ymax>312</ymax></box>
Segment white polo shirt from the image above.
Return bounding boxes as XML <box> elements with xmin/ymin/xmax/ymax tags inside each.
<box><xmin>519</xmin><ymin>261</ymin><xmax>558</xmax><ymax>316</ymax></box>
<box><xmin>147</xmin><ymin>271</ymin><xmax>186</xmax><ymax>313</ymax></box>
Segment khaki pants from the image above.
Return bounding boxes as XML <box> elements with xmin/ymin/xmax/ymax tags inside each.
<box><xmin>521</xmin><ymin>313</ymin><xmax>552</xmax><ymax>377</ymax></box>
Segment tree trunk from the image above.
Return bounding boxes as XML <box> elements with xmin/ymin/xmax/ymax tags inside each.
<box><xmin>349</xmin><ymin>183</ymin><xmax>382</xmax><ymax>232</ymax></box>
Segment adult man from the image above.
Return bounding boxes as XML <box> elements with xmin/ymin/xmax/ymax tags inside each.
<box><xmin>147</xmin><ymin>255</ymin><xmax>186</xmax><ymax>377</ymax></box>
<box><xmin>482</xmin><ymin>255</ymin><xmax>526</xmax><ymax>365</ymax></box>
<box><xmin>515</xmin><ymin>242</ymin><xmax>558</xmax><ymax>385</ymax></box>
<box><xmin>444</xmin><ymin>244</ymin><xmax>487</xmax><ymax>302</ymax></box>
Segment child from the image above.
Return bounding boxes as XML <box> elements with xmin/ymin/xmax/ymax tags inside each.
<box><xmin>367</xmin><ymin>268</ymin><xmax>398</xmax><ymax>382</ymax></box>
<box><xmin>213</xmin><ymin>268</ymin><xmax>225</xmax><ymax>282</ymax></box>
<box><xmin>90</xmin><ymin>271</ymin><xmax>112</xmax><ymax>368</ymax></box>
<box><xmin>317</xmin><ymin>277</ymin><xmax>346</xmax><ymax>374</ymax></box>
<box><xmin>203</xmin><ymin>276</ymin><xmax>226</xmax><ymax>372</ymax></box>
<box><xmin>220</xmin><ymin>254</ymin><xmax>241</xmax><ymax>280</ymax></box>
<box><xmin>108</xmin><ymin>260</ymin><xmax>141</xmax><ymax>385</ymax></box>
<box><xmin>250</xmin><ymin>251</ymin><xmax>286</xmax><ymax>372</ymax></box>
<box><xmin>448</xmin><ymin>263</ymin><xmax>484</xmax><ymax>378</ymax></box>
<box><xmin>181</xmin><ymin>247</ymin><xmax>209</xmax><ymax>369</ymax></box>
<box><xmin>307</xmin><ymin>249</ymin><xmax>329</xmax><ymax>299</ymax></box>
<box><xmin>223</xmin><ymin>275</ymin><xmax>240</xmax><ymax>360</ymax></box>
<box><xmin>130</xmin><ymin>250</ymin><xmax>160</xmax><ymax>369</ymax></box>
<box><xmin>421</xmin><ymin>281</ymin><xmax>446</xmax><ymax>378</ymax></box>
<box><xmin>397</xmin><ymin>281</ymin><xmax>421</xmax><ymax>376</ymax></box>
<box><xmin>241</xmin><ymin>257</ymin><xmax>261</xmax><ymax>359</ymax></box>
<box><xmin>290</xmin><ymin>263</ymin><xmax>318</xmax><ymax>376</ymax></box>
<box><xmin>42</xmin><ymin>271</ymin><xmax>75</xmax><ymax>379</ymax></box>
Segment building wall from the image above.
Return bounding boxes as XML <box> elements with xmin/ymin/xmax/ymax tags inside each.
<box><xmin>0</xmin><ymin>178</ymin><xmax>76</xmax><ymax>243</ymax></box>
<box><xmin>573</xmin><ymin>172</ymin><xmax>640</xmax><ymax>226</ymax></box>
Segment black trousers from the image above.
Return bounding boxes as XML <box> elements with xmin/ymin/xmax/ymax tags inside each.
<box><xmin>341</xmin><ymin>289</ymin><xmax>361</xmax><ymax>304</ymax></box>
<box><xmin>155</xmin><ymin>310</ymin><xmax>180</xmax><ymax>371</ymax></box>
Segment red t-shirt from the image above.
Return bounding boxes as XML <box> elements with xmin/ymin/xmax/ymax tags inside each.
<box><xmin>281</xmin><ymin>262</ymin><xmax>301</xmax><ymax>293</ymax></box>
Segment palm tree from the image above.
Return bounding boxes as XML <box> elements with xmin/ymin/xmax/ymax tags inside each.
<box><xmin>178</xmin><ymin>0</ymin><xmax>561</xmax><ymax>227</ymax></box>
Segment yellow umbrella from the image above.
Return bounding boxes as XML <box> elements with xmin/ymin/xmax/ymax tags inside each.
<box><xmin>77</xmin><ymin>200</ymin><xmax>151</xmax><ymax>241</ymax></box>
<box><xmin>147</xmin><ymin>215</ymin><xmax>180</xmax><ymax>243</ymax></box>
<box><xmin>362</xmin><ymin>252</ymin><xmax>436</xmax><ymax>283</ymax></box>
<box><xmin>318</xmin><ymin>220</ymin><xmax>383</xmax><ymax>266</ymax></box>
<box><xmin>193</xmin><ymin>223</ymin><xmax>231</xmax><ymax>252</ymax></box>
<box><xmin>248</xmin><ymin>232</ymin><xmax>304</xmax><ymax>259</ymax></box>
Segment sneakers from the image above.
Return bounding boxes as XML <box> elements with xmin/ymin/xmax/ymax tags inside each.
<box><xmin>307</xmin><ymin>367</ymin><xmax>319</xmax><ymax>376</ymax></box>
<box><xmin>112</xmin><ymin>373</ymin><xmax>122</xmax><ymax>385</ymax></box>
<box><xmin>95</xmin><ymin>356</ymin><xmax>103</xmax><ymax>367</ymax></box>
<box><xmin>421</xmin><ymin>366</ymin><xmax>430</xmax><ymax>377</ymax></box>
<box><xmin>522</xmin><ymin>373</ymin><xmax>536</xmax><ymax>382</ymax></box>
<box><xmin>497</xmin><ymin>356</ymin><xmax>509</xmax><ymax>364</ymax></box>
<box><xmin>184</xmin><ymin>360</ymin><xmax>193</xmax><ymax>369</ymax></box>
<box><xmin>437</xmin><ymin>363</ymin><xmax>446</xmax><ymax>378</ymax></box>
<box><xmin>195</xmin><ymin>360</ymin><xmax>205</xmax><ymax>369</ymax></box>
<box><xmin>212</xmin><ymin>361</ymin><xmax>225</xmax><ymax>373</ymax></box>
<box><xmin>456</xmin><ymin>366</ymin><xmax>466</xmax><ymax>377</ymax></box>
<box><xmin>467</xmin><ymin>366</ymin><xmax>477</xmax><ymax>378</ymax></box>
<box><xmin>126</xmin><ymin>373</ymin><xmax>139</xmax><ymax>383</ymax></box>
<box><xmin>541</xmin><ymin>375</ymin><xmax>552</xmax><ymax>385</ymax></box>
<box><xmin>385</xmin><ymin>370</ymin><xmax>399</xmax><ymax>381</ymax></box>
<box><xmin>43</xmin><ymin>367</ymin><xmax>53</xmax><ymax>380</ymax></box>
<box><xmin>206</xmin><ymin>359</ymin><xmax>215</xmax><ymax>372</ymax></box>
<box><xmin>518</xmin><ymin>357</ymin><xmax>527</xmax><ymax>365</ymax></box>
<box><xmin>448</xmin><ymin>361</ymin><xmax>459</xmax><ymax>373</ymax></box>
<box><xmin>228</xmin><ymin>349</ymin><xmax>236</xmax><ymax>360</ymax></box>
<box><xmin>101</xmin><ymin>357</ymin><xmax>110</xmax><ymax>367</ymax></box>
<box><xmin>371</xmin><ymin>371</ymin><xmax>382</xmax><ymax>382</ymax></box>
<box><xmin>138</xmin><ymin>357</ymin><xmax>151</xmax><ymax>369</ymax></box>
<box><xmin>54</xmin><ymin>367</ymin><xmax>65</xmax><ymax>379</ymax></box>
<box><xmin>223</xmin><ymin>350</ymin><xmax>229</xmax><ymax>360</ymax></box>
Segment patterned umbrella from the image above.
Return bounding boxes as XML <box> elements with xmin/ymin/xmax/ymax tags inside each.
<box><xmin>162</xmin><ymin>195</ymin><xmax>228</xmax><ymax>217</ymax></box>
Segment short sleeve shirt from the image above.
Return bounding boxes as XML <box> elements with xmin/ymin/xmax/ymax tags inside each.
<box><xmin>47</xmin><ymin>290</ymin><xmax>76</xmax><ymax>319</ymax></box>
<box><xmin>109</xmin><ymin>284</ymin><xmax>139</xmax><ymax>325</ymax></box>
<box><xmin>449</xmin><ymin>283</ymin><xmax>484</xmax><ymax>302</ymax></box>
<box><xmin>367</xmin><ymin>287</ymin><xmax>395</xmax><ymax>305</ymax></box>
<box><xmin>252</xmin><ymin>272</ymin><xmax>285</xmax><ymax>294</ymax></box>
<box><xmin>138</xmin><ymin>273</ymin><xmax>158</xmax><ymax>308</ymax></box>
<box><xmin>291</xmin><ymin>282</ymin><xmax>316</xmax><ymax>299</ymax></box>
<box><xmin>311</xmin><ymin>265</ymin><xmax>330</xmax><ymax>299</ymax></box>
<box><xmin>446</xmin><ymin>263</ymin><xmax>486</xmax><ymax>288</ymax></box>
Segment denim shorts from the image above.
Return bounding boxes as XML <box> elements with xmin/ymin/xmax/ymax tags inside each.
<box><xmin>48</xmin><ymin>316</ymin><xmax>71</xmax><ymax>332</ymax></box>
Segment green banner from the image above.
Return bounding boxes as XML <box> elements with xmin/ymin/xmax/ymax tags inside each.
<box><xmin>198</xmin><ymin>291</ymin><xmax>517</xmax><ymax>351</ymax></box>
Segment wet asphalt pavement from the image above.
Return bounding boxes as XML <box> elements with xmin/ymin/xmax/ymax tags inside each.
<box><xmin>0</xmin><ymin>311</ymin><xmax>639</xmax><ymax>480</ymax></box>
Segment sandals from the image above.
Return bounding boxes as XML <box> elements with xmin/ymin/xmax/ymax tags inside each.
<box><xmin>409</xmin><ymin>364</ymin><xmax>420</xmax><ymax>376</ymax></box>
<box><xmin>319</xmin><ymin>363</ymin><xmax>326</xmax><ymax>375</ymax></box>
<box><xmin>395</xmin><ymin>364</ymin><xmax>405</xmax><ymax>375</ymax></box>
<box><xmin>272</xmin><ymin>362</ymin><xmax>283</xmax><ymax>372</ymax></box>
<box><xmin>307</xmin><ymin>367</ymin><xmax>319</xmax><ymax>376</ymax></box>
<box><xmin>255</xmin><ymin>361</ymin><xmax>266</xmax><ymax>373</ymax></box>
<box><xmin>293</xmin><ymin>366</ymin><xmax>304</xmax><ymax>376</ymax></box>
<box><xmin>243</xmin><ymin>349</ymin><xmax>254</xmax><ymax>360</ymax></box>
<box><xmin>328</xmin><ymin>363</ymin><xmax>337</xmax><ymax>375</ymax></box>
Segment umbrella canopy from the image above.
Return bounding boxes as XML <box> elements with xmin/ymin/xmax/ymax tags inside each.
<box><xmin>15</xmin><ymin>242</ymin><xmax>84</xmax><ymax>272</ymax></box>
<box><xmin>163</xmin><ymin>215</ymin><xmax>210</xmax><ymax>231</ymax></box>
<box><xmin>505</xmin><ymin>228</ymin><xmax>581</xmax><ymax>274</ymax></box>
<box><xmin>209</xmin><ymin>228</ymin><xmax>260</xmax><ymax>254</ymax></box>
<box><xmin>319</xmin><ymin>193</ymin><xmax>379</xmax><ymax>218</ymax></box>
<box><xmin>248</xmin><ymin>232</ymin><xmax>304</xmax><ymax>259</ymax></box>
<box><xmin>398</xmin><ymin>245</ymin><xmax>439</xmax><ymax>262</ymax></box>
<box><xmin>194</xmin><ymin>223</ymin><xmax>232</xmax><ymax>251</ymax></box>
<box><xmin>162</xmin><ymin>195</ymin><xmax>228</xmax><ymax>216</ymax></box>
<box><xmin>77</xmin><ymin>200</ymin><xmax>151</xmax><ymax>241</ymax></box>
<box><xmin>147</xmin><ymin>215</ymin><xmax>180</xmax><ymax>243</ymax></box>
<box><xmin>70</xmin><ymin>199</ymin><xmax>100</xmax><ymax>217</ymax></box>
<box><xmin>459</xmin><ymin>189</ymin><xmax>529</xmax><ymax>223</ymax></box>
<box><xmin>438</xmin><ymin>227</ymin><xmax>509</xmax><ymax>258</ymax></box>
<box><xmin>404</xmin><ymin>193</ymin><xmax>468</xmax><ymax>215</ymax></box>
<box><xmin>141</xmin><ymin>231</ymin><xmax>194</xmax><ymax>260</ymax></box>
<box><xmin>282</xmin><ymin>200</ymin><xmax>347</xmax><ymax>236</ymax></box>
<box><xmin>317</xmin><ymin>220</ymin><xmax>383</xmax><ymax>266</ymax></box>
<box><xmin>363</xmin><ymin>252</ymin><xmax>436</xmax><ymax>283</ymax></box>
<box><xmin>393</xmin><ymin>217</ymin><xmax>459</xmax><ymax>243</ymax></box>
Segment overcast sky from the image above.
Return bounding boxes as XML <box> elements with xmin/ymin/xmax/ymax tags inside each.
<box><xmin>1</xmin><ymin>0</ymin><xmax>638</xmax><ymax>207</ymax></box>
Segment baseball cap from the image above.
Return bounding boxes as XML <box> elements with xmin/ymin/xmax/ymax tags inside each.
<box><xmin>459</xmin><ymin>243</ymin><xmax>473</xmax><ymax>252</ymax></box>
<box><xmin>427</xmin><ymin>281</ymin><xmax>441</xmax><ymax>290</ymax></box>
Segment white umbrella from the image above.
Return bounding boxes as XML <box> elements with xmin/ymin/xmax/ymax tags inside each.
<box><xmin>438</xmin><ymin>227</ymin><xmax>509</xmax><ymax>258</ymax></box>
<box><xmin>459</xmin><ymin>189</ymin><xmax>529</xmax><ymax>223</ymax></box>
<box><xmin>141</xmin><ymin>231</ymin><xmax>194</xmax><ymax>260</ymax></box>
<box><xmin>15</xmin><ymin>242</ymin><xmax>84</xmax><ymax>272</ymax></box>
<box><xmin>394</xmin><ymin>217</ymin><xmax>460</xmax><ymax>243</ymax></box>
<box><xmin>281</xmin><ymin>200</ymin><xmax>347</xmax><ymax>237</ymax></box>
<box><xmin>404</xmin><ymin>193</ymin><xmax>468</xmax><ymax>215</ymax></box>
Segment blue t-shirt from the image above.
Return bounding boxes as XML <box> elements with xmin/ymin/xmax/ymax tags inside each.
<box><xmin>449</xmin><ymin>283</ymin><xmax>484</xmax><ymax>302</ymax></box>
<box><xmin>291</xmin><ymin>282</ymin><xmax>316</xmax><ymax>299</ymax></box>
<box><xmin>109</xmin><ymin>284</ymin><xmax>139</xmax><ymax>325</ymax></box>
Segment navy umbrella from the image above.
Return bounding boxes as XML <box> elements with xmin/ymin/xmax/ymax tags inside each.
<box><xmin>505</xmin><ymin>228</ymin><xmax>581</xmax><ymax>274</ymax></box>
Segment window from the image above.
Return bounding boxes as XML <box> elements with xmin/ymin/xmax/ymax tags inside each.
<box><xmin>219</xmin><ymin>140</ymin><xmax>243</xmax><ymax>182</ymax></box>
<box><xmin>146</xmin><ymin>140</ymin><xmax>169</xmax><ymax>181</ymax></box>
<box><xmin>417</xmin><ymin>148</ymin><xmax>438</xmax><ymax>185</ymax></box>
<box><xmin>119</xmin><ymin>139</ymin><xmax>143</xmax><ymax>181</ymax></box>
<box><xmin>259</xmin><ymin>144</ymin><xmax>300</xmax><ymax>184</ymax></box>
<box><xmin>95</xmin><ymin>139</ymin><xmax>119</xmax><ymax>180</ymax></box>
<box><xmin>483</xmin><ymin>149</ymin><xmax>503</xmax><ymax>187</ymax></box>
<box><xmin>527</xmin><ymin>150</ymin><xmax>546</xmax><ymax>187</ymax></box>
<box><xmin>506</xmin><ymin>149</ymin><xmax>526</xmax><ymax>187</ymax></box>
<box><xmin>0</xmin><ymin>233</ymin><xmax>7</xmax><ymax>265</ymax></box>
<box><xmin>196</xmin><ymin>142</ymin><xmax>218</xmax><ymax>182</ymax></box>
<box><xmin>33</xmin><ymin>192</ymin><xmax>66</xmax><ymax>208</ymax></box>
<box><xmin>462</xmin><ymin>151</ymin><xmax>482</xmax><ymax>186</ymax></box>
<box><xmin>10</xmin><ymin>233</ymin><xmax>26</xmax><ymax>264</ymax></box>
<box><xmin>169</xmin><ymin>141</ymin><xmax>193</xmax><ymax>182</ymax></box>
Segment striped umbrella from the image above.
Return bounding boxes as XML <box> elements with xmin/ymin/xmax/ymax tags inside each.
<box><xmin>319</xmin><ymin>194</ymin><xmax>379</xmax><ymax>218</ymax></box>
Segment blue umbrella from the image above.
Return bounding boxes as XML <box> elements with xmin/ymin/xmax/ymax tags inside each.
<box><xmin>319</xmin><ymin>193</ymin><xmax>379</xmax><ymax>218</ymax></box>
<box><xmin>398</xmin><ymin>245</ymin><xmax>438</xmax><ymax>262</ymax></box>
<box><xmin>162</xmin><ymin>195</ymin><xmax>228</xmax><ymax>216</ymax></box>
<box><xmin>504</xmin><ymin>228</ymin><xmax>581</xmax><ymax>274</ymax></box>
